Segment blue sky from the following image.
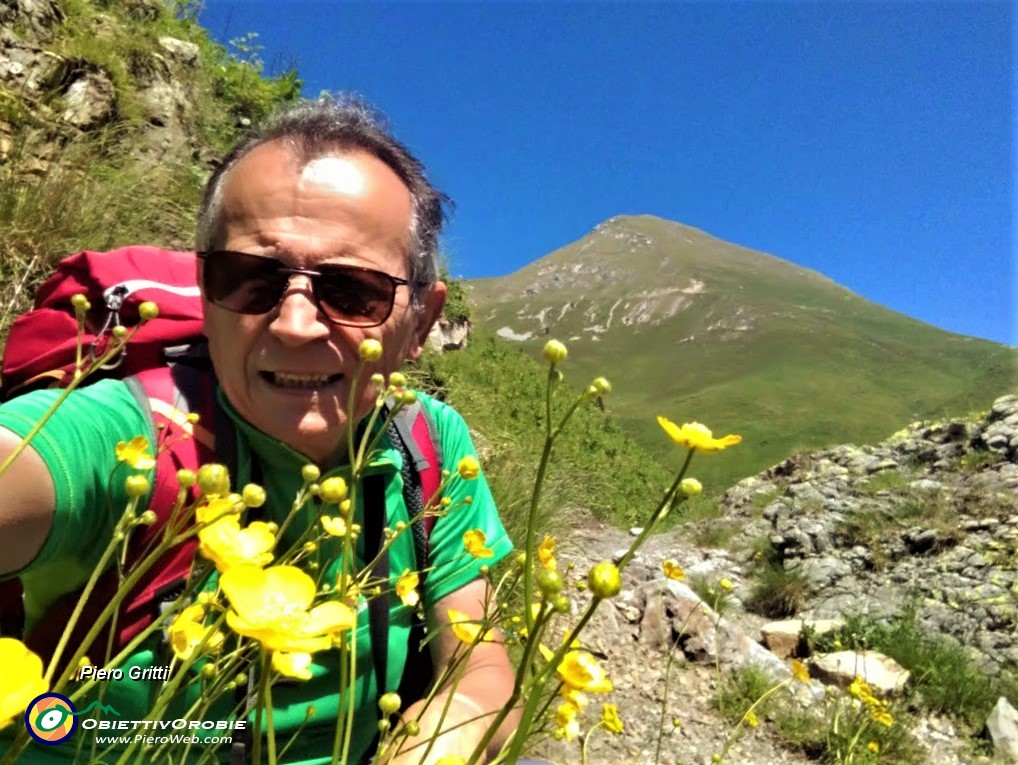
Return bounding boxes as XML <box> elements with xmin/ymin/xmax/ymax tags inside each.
<box><xmin>200</xmin><ymin>1</ymin><xmax>1015</xmax><ymax>346</ymax></box>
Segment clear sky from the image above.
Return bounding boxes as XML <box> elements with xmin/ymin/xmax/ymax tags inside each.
<box><xmin>199</xmin><ymin>1</ymin><xmax>1015</xmax><ymax>347</ymax></box>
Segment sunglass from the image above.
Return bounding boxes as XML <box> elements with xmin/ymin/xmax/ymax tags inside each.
<box><xmin>196</xmin><ymin>250</ymin><xmax>411</xmax><ymax>328</ymax></box>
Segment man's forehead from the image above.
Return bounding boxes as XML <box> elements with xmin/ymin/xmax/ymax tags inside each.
<box><xmin>297</xmin><ymin>155</ymin><xmax>368</xmax><ymax>197</ymax></box>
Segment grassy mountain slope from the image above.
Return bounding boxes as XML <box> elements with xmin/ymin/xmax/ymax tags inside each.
<box><xmin>468</xmin><ymin>215</ymin><xmax>1016</xmax><ymax>489</ymax></box>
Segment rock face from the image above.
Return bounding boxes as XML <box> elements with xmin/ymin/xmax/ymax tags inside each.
<box><xmin>0</xmin><ymin>1</ymin><xmax>206</xmax><ymax>172</ymax></box>
<box><xmin>428</xmin><ymin>317</ymin><xmax>471</xmax><ymax>351</ymax></box>
<box><xmin>721</xmin><ymin>394</ymin><xmax>1018</xmax><ymax>672</ymax></box>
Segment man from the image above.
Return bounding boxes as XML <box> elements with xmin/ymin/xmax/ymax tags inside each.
<box><xmin>0</xmin><ymin>96</ymin><xmax>517</xmax><ymax>763</ymax></box>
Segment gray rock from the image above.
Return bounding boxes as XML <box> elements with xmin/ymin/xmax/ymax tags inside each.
<box><xmin>987</xmin><ymin>696</ymin><xmax>1018</xmax><ymax>762</ymax></box>
<box><xmin>61</xmin><ymin>69</ymin><xmax>116</xmax><ymax>129</ymax></box>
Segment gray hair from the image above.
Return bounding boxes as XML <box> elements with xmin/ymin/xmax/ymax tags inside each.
<box><xmin>195</xmin><ymin>94</ymin><xmax>450</xmax><ymax>301</ymax></box>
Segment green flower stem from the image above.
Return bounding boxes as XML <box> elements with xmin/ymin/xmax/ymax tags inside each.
<box><xmin>43</xmin><ymin>501</ymin><xmax>139</xmax><ymax>684</ymax></box>
<box><xmin>718</xmin><ymin>678</ymin><xmax>792</xmax><ymax>762</ymax></box>
<box><xmin>523</xmin><ymin>366</ymin><xmax>562</xmax><ymax>631</ymax></box>
<box><xmin>341</xmin><ymin>625</ymin><xmax>358</xmax><ymax>765</ymax></box>
<box><xmin>0</xmin><ymin>326</ymin><xmax>143</xmax><ymax>481</ymax></box>
<box><xmin>263</xmin><ymin>653</ymin><xmax>278</xmax><ymax>765</ymax></box>
<box><xmin>469</xmin><ymin>603</ymin><xmax>557</xmax><ymax>763</ymax></box>
<box><xmin>330</xmin><ymin>631</ymin><xmax>352</xmax><ymax>765</ymax></box>
<box><xmin>616</xmin><ymin>448</ymin><xmax>695</xmax><ymax>572</ymax></box>
<box><xmin>581</xmin><ymin>720</ymin><xmax>609</xmax><ymax>765</ymax></box>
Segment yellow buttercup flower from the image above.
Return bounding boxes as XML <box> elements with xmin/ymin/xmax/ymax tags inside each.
<box><xmin>221</xmin><ymin>565</ymin><xmax>356</xmax><ymax>653</ymax></box>
<box><xmin>872</xmin><ymin>710</ymin><xmax>894</xmax><ymax>727</ymax></box>
<box><xmin>199</xmin><ymin>519</ymin><xmax>276</xmax><ymax>572</ymax></box>
<box><xmin>656</xmin><ymin>417</ymin><xmax>742</xmax><ymax>453</ymax></box>
<box><xmin>867</xmin><ymin>741</ymin><xmax>880</xmax><ymax>754</ymax></box>
<box><xmin>457</xmin><ymin>455</ymin><xmax>480</xmax><ymax>480</ymax></box>
<box><xmin>791</xmin><ymin>659</ymin><xmax>810</xmax><ymax>683</ymax></box>
<box><xmin>0</xmin><ymin>638</ymin><xmax>48</xmax><ymax>730</ymax></box>
<box><xmin>463</xmin><ymin>529</ymin><xmax>494</xmax><ymax>558</ymax></box>
<box><xmin>396</xmin><ymin>569</ymin><xmax>420</xmax><ymax>608</ymax></box>
<box><xmin>447</xmin><ymin>609</ymin><xmax>494</xmax><ymax>644</ymax></box>
<box><xmin>601</xmin><ymin>703</ymin><xmax>624</xmax><ymax>734</ymax></box>
<box><xmin>538</xmin><ymin>535</ymin><xmax>557</xmax><ymax>571</ymax></box>
<box><xmin>554</xmin><ymin>700</ymin><xmax>581</xmax><ymax>741</ymax></box>
<box><xmin>745</xmin><ymin>710</ymin><xmax>759</xmax><ymax>728</ymax></box>
<box><xmin>321</xmin><ymin>515</ymin><xmax>348</xmax><ymax>537</ymax></box>
<box><xmin>556</xmin><ymin>649</ymin><xmax>613</xmax><ymax>693</ymax></box>
<box><xmin>662</xmin><ymin>559</ymin><xmax>685</xmax><ymax>581</ymax></box>
<box><xmin>168</xmin><ymin>603</ymin><xmax>224</xmax><ymax>661</ymax></box>
<box><xmin>271</xmin><ymin>651</ymin><xmax>313</xmax><ymax>681</ymax></box>
<box><xmin>115</xmin><ymin>435</ymin><xmax>156</xmax><ymax>470</ymax></box>
<box><xmin>719</xmin><ymin>578</ymin><xmax>734</xmax><ymax>591</ymax></box>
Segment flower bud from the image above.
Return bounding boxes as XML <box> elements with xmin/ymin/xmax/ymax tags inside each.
<box><xmin>542</xmin><ymin>339</ymin><xmax>568</xmax><ymax>365</ymax></box>
<box><xmin>139</xmin><ymin>510</ymin><xmax>157</xmax><ymax>525</ymax></box>
<box><xmin>404</xmin><ymin>721</ymin><xmax>420</xmax><ymax>736</ymax></box>
<box><xmin>125</xmin><ymin>474</ymin><xmax>151</xmax><ymax>497</ymax></box>
<box><xmin>587</xmin><ymin>562</ymin><xmax>622</xmax><ymax>599</ymax></box>
<box><xmin>242</xmin><ymin>484</ymin><xmax>266</xmax><ymax>508</ymax></box>
<box><xmin>112</xmin><ymin>325</ymin><xmax>128</xmax><ymax>340</ymax></box>
<box><xmin>138</xmin><ymin>301</ymin><xmax>159</xmax><ymax>321</ymax></box>
<box><xmin>536</xmin><ymin>568</ymin><xmax>563</xmax><ymax>597</ymax></box>
<box><xmin>177</xmin><ymin>469</ymin><xmax>197</xmax><ymax>488</ymax></box>
<box><xmin>319</xmin><ymin>477</ymin><xmax>348</xmax><ymax>504</ymax></box>
<box><xmin>359</xmin><ymin>339</ymin><xmax>383</xmax><ymax>361</ymax></box>
<box><xmin>388</xmin><ymin>372</ymin><xmax>407</xmax><ymax>388</ymax></box>
<box><xmin>378</xmin><ymin>692</ymin><xmax>402</xmax><ymax>716</ymax></box>
<box><xmin>200</xmin><ymin>663</ymin><xmax>217</xmax><ymax>680</ymax></box>
<box><xmin>71</xmin><ymin>293</ymin><xmax>90</xmax><ymax>311</ymax></box>
<box><xmin>303</xmin><ymin>541</ymin><xmax>318</xmax><ymax>554</ymax></box>
<box><xmin>457</xmin><ymin>455</ymin><xmax>480</xmax><ymax>480</ymax></box>
<box><xmin>680</xmin><ymin>478</ymin><xmax>702</xmax><ymax>497</ymax></box>
<box><xmin>197</xmin><ymin>464</ymin><xmax>230</xmax><ymax>497</ymax></box>
<box><xmin>592</xmin><ymin>377</ymin><xmax>612</xmax><ymax>395</ymax></box>
<box><xmin>301</xmin><ymin>464</ymin><xmax>321</xmax><ymax>483</ymax></box>
<box><xmin>370</xmin><ymin>373</ymin><xmax>385</xmax><ymax>387</ymax></box>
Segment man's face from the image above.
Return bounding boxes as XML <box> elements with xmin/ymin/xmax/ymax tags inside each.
<box><xmin>201</xmin><ymin>140</ymin><xmax>445</xmax><ymax>464</ymax></box>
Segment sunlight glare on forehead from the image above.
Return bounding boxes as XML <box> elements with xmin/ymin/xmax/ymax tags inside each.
<box><xmin>299</xmin><ymin>156</ymin><xmax>366</xmax><ymax>196</ymax></box>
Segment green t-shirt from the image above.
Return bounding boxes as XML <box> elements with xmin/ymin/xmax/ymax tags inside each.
<box><xmin>0</xmin><ymin>380</ymin><xmax>512</xmax><ymax>764</ymax></box>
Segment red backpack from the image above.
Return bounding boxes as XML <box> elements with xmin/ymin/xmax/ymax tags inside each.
<box><xmin>0</xmin><ymin>247</ymin><xmax>441</xmax><ymax>690</ymax></box>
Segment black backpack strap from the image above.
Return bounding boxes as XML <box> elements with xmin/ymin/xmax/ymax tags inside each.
<box><xmin>364</xmin><ymin>473</ymin><xmax>391</xmax><ymax>698</ymax></box>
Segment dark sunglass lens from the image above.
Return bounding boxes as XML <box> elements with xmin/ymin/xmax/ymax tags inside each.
<box><xmin>204</xmin><ymin>252</ymin><xmax>287</xmax><ymax>314</ymax></box>
<box><xmin>316</xmin><ymin>267</ymin><xmax>395</xmax><ymax>326</ymax></box>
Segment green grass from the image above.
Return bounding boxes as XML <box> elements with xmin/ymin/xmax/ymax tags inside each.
<box><xmin>411</xmin><ymin>333</ymin><xmax>674</xmax><ymax>531</ymax></box>
<box><xmin>713</xmin><ymin>663</ymin><xmax>776</xmax><ymax>723</ymax></box>
<box><xmin>809</xmin><ymin>609</ymin><xmax>1018</xmax><ymax>730</ymax></box>
<box><xmin>746</xmin><ymin>561</ymin><xmax>808</xmax><ymax>618</ymax></box>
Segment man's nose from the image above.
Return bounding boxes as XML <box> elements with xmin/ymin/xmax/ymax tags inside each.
<box><xmin>268</xmin><ymin>275</ymin><xmax>331</xmax><ymax>345</ymax></box>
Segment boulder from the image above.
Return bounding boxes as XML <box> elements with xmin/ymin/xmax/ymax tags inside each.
<box><xmin>810</xmin><ymin>650</ymin><xmax>910</xmax><ymax>696</ymax></box>
<box><xmin>987</xmin><ymin>696</ymin><xmax>1018</xmax><ymax>763</ymax></box>
<box><xmin>760</xmin><ymin>618</ymin><xmax>844</xmax><ymax>659</ymax></box>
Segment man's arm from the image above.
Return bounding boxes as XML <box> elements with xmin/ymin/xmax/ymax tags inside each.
<box><xmin>0</xmin><ymin>428</ymin><xmax>55</xmax><ymax>575</ymax></box>
<box><xmin>387</xmin><ymin>578</ymin><xmax>520</xmax><ymax>764</ymax></box>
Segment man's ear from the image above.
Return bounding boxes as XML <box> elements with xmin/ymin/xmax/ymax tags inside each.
<box><xmin>407</xmin><ymin>280</ymin><xmax>447</xmax><ymax>361</ymax></box>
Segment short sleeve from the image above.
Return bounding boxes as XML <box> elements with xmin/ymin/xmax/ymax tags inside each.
<box><xmin>417</xmin><ymin>394</ymin><xmax>514</xmax><ymax>606</ymax></box>
<box><xmin>0</xmin><ymin>380</ymin><xmax>153</xmax><ymax>573</ymax></box>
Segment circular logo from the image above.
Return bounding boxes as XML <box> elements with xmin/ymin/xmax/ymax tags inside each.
<box><xmin>24</xmin><ymin>693</ymin><xmax>77</xmax><ymax>745</ymax></box>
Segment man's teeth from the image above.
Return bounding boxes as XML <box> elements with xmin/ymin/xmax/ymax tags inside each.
<box><xmin>272</xmin><ymin>372</ymin><xmax>335</xmax><ymax>389</ymax></box>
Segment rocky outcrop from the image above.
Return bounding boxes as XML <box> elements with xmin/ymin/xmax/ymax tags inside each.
<box><xmin>0</xmin><ymin>1</ymin><xmax>206</xmax><ymax>171</ymax></box>
<box><xmin>720</xmin><ymin>394</ymin><xmax>1018</xmax><ymax>670</ymax></box>
<box><xmin>428</xmin><ymin>317</ymin><xmax>471</xmax><ymax>351</ymax></box>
